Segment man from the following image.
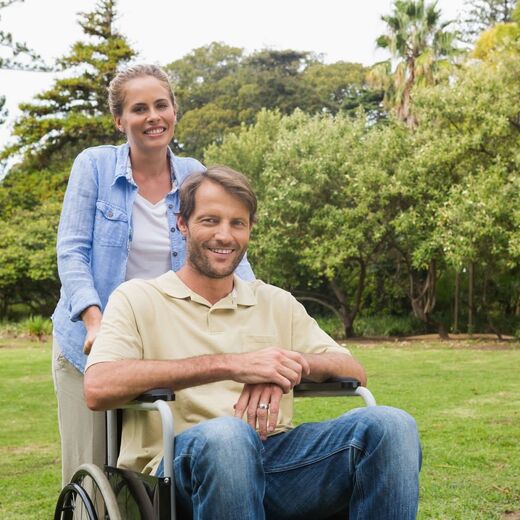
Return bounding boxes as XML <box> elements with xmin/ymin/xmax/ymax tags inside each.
<box><xmin>85</xmin><ymin>166</ymin><xmax>421</xmax><ymax>519</ymax></box>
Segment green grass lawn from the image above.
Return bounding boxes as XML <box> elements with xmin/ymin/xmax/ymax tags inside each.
<box><xmin>1</xmin><ymin>338</ymin><xmax>519</xmax><ymax>519</ymax></box>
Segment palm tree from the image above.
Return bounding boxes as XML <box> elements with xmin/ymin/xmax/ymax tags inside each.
<box><xmin>371</xmin><ymin>0</ymin><xmax>458</xmax><ymax>127</ymax></box>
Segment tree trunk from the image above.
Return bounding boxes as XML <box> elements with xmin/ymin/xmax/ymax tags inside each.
<box><xmin>453</xmin><ymin>270</ymin><xmax>460</xmax><ymax>333</ymax></box>
<box><xmin>481</xmin><ymin>269</ymin><xmax>503</xmax><ymax>340</ymax></box>
<box><xmin>408</xmin><ymin>260</ymin><xmax>449</xmax><ymax>339</ymax></box>
<box><xmin>343</xmin><ymin>317</ymin><xmax>356</xmax><ymax>339</ymax></box>
<box><xmin>399</xmin><ymin>57</ymin><xmax>418</xmax><ymax>128</ymax></box>
<box><xmin>468</xmin><ymin>262</ymin><xmax>475</xmax><ymax>336</ymax></box>
<box><xmin>329</xmin><ymin>260</ymin><xmax>367</xmax><ymax>339</ymax></box>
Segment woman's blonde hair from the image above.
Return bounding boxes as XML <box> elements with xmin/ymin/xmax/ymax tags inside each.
<box><xmin>107</xmin><ymin>64</ymin><xmax>177</xmax><ymax>117</ymax></box>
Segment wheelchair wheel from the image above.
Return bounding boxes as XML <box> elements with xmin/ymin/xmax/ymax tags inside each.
<box><xmin>54</xmin><ymin>463</ymin><xmax>122</xmax><ymax>520</ymax></box>
<box><xmin>110</xmin><ymin>468</ymin><xmax>155</xmax><ymax>519</ymax></box>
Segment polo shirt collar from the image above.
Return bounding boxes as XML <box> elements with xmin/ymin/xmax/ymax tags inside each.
<box><xmin>156</xmin><ymin>271</ymin><xmax>257</xmax><ymax>308</ymax></box>
<box><xmin>232</xmin><ymin>275</ymin><xmax>257</xmax><ymax>306</ymax></box>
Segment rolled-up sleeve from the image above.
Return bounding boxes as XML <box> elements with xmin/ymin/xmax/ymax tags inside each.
<box><xmin>290</xmin><ymin>297</ymin><xmax>350</xmax><ymax>356</ymax></box>
<box><xmin>85</xmin><ymin>287</ymin><xmax>143</xmax><ymax>370</ymax></box>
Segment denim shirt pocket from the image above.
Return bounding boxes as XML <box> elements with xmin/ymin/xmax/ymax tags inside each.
<box><xmin>95</xmin><ymin>200</ymin><xmax>129</xmax><ymax>247</ymax></box>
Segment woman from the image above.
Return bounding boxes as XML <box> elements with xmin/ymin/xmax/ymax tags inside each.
<box><xmin>51</xmin><ymin>64</ymin><xmax>254</xmax><ymax>484</ymax></box>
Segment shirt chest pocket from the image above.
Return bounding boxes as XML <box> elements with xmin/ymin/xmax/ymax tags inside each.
<box><xmin>95</xmin><ymin>201</ymin><xmax>128</xmax><ymax>247</ymax></box>
<box><xmin>241</xmin><ymin>334</ymin><xmax>279</xmax><ymax>353</ymax></box>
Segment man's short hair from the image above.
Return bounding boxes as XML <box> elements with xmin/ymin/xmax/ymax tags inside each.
<box><xmin>180</xmin><ymin>166</ymin><xmax>257</xmax><ymax>224</ymax></box>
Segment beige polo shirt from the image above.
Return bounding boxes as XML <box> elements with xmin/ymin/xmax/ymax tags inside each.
<box><xmin>86</xmin><ymin>271</ymin><xmax>350</xmax><ymax>474</ymax></box>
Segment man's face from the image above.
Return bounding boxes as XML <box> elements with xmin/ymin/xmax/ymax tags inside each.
<box><xmin>178</xmin><ymin>180</ymin><xmax>252</xmax><ymax>279</ymax></box>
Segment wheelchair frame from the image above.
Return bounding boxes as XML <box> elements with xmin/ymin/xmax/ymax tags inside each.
<box><xmin>54</xmin><ymin>378</ymin><xmax>376</xmax><ymax>519</ymax></box>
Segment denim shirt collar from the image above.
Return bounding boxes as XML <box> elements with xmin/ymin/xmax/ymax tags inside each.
<box><xmin>112</xmin><ymin>142</ymin><xmax>131</xmax><ymax>186</ymax></box>
<box><xmin>111</xmin><ymin>142</ymin><xmax>178</xmax><ymax>191</ymax></box>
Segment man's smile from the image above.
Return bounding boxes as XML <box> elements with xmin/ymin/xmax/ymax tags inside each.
<box><xmin>209</xmin><ymin>247</ymin><xmax>235</xmax><ymax>255</ymax></box>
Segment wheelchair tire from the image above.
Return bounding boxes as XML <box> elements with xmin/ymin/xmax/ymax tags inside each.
<box><xmin>54</xmin><ymin>463</ymin><xmax>122</xmax><ymax>520</ymax></box>
<box><xmin>110</xmin><ymin>469</ymin><xmax>155</xmax><ymax>519</ymax></box>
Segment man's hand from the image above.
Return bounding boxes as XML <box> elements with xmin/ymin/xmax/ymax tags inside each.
<box><xmin>234</xmin><ymin>383</ymin><xmax>283</xmax><ymax>441</ymax></box>
<box><xmin>81</xmin><ymin>306</ymin><xmax>102</xmax><ymax>355</ymax></box>
<box><xmin>230</xmin><ymin>347</ymin><xmax>310</xmax><ymax>393</ymax></box>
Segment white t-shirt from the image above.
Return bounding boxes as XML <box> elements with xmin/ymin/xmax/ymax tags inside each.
<box><xmin>125</xmin><ymin>194</ymin><xmax>171</xmax><ymax>280</ymax></box>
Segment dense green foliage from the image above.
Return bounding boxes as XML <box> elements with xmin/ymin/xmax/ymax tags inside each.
<box><xmin>207</xmin><ymin>110</ymin><xmax>410</xmax><ymax>336</ymax></box>
<box><xmin>204</xmin><ymin>1</ymin><xmax>520</xmax><ymax>337</ymax></box>
<box><xmin>166</xmin><ymin>43</ymin><xmax>383</xmax><ymax>157</ymax></box>
<box><xmin>0</xmin><ymin>160</ymin><xmax>68</xmax><ymax>316</ymax></box>
<box><xmin>1</xmin><ymin>0</ymin><xmax>520</xmax><ymax>337</ymax></box>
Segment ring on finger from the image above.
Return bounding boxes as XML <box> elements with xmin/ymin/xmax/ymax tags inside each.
<box><xmin>258</xmin><ymin>403</ymin><xmax>269</xmax><ymax>410</ymax></box>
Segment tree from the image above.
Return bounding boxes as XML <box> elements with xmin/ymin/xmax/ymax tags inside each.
<box><xmin>0</xmin><ymin>160</ymin><xmax>68</xmax><ymax>316</ymax></box>
<box><xmin>1</xmin><ymin>0</ymin><xmax>47</xmax><ymax>124</ymax></box>
<box><xmin>207</xmin><ymin>110</ymin><xmax>407</xmax><ymax>337</ymax></box>
<box><xmin>371</xmin><ymin>0</ymin><xmax>458</xmax><ymax>126</ymax></box>
<box><xmin>410</xmin><ymin>45</ymin><xmax>520</xmax><ymax>335</ymax></box>
<box><xmin>472</xmin><ymin>1</ymin><xmax>520</xmax><ymax>58</ymax></box>
<box><xmin>166</xmin><ymin>43</ymin><xmax>381</xmax><ymax>158</ymax></box>
<box><xmin>0</xmin><ymin>0</ymin><xmax>46</xmax><ymax>70</ymax></box>
<box><xmin>167</xmin><ymin>45</ymin><xmax>315</xmax><ymax>157</ymax></box>
<box><xmin>459</xmin><ymin>0</ymin><xmax>517</xmax><ymax>43</ymax></box>
<box><xmin>299</xmin><ymin>61</ymin><xmax>384</xmax><ymax>118</ymax></box>
<box><xmin>1</xmin><ymin>0</ymin><xmax>135</xmax><ymax>167</ymax></box>
<box><xmin>0</xmin><ymin>200</ymin><xmax>62</xmax><ymax>316</ymax></box>
<box><xmin>204</xmin><ymin>109</ymin><xmax>284</xmax><ymax>196</ymax></box>
<box><xmin>436</xmin><ymin>167</ymin><xmax>517</xmax><ymax>336</ymax></box>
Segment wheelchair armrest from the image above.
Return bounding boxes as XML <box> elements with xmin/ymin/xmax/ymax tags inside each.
<box><xmin>134</xmin><ymin>388</ymin><xmax>175</xmax><ymax>402</ymax></box>
<box><xmin>294</xmin><ymin>377</ymin><xmax>376</xmax><ymax>406</ymax></box>
<box><xmin>294</xmin><ymin>377</ymin><xmax>360</xmax><ymax>396</ymax></box>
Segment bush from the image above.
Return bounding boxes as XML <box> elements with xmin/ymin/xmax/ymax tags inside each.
<box><xmin>20</xmin><ymin>315</ymin><xmax>52</xmax><ymax>340</ymax></box>
<box><xmin>315</xmin><ymin>315</ymin><xmax>345</xmax><ymax>339</ymax></box>
<box><xmin>314</xmin><ymin>313</ymin><xmax>424</xmax><ymax>338</ymax></box>
<box><xmin>355</xmin><ymin>315</ymin><xmax>424</xmax><ymax>337</ymax></box>
<box><xmin>0</xmin><ymin>320</ymin><xmax>23</xmax><ymax>338</ymax></box>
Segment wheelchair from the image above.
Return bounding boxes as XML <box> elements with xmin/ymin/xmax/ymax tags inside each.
<box><xmin>54</xmin><ymin>378</ymin><xmax>376</xmax><ymax>519</ymax></box>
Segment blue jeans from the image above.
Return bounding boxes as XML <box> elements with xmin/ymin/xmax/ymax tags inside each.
<box><xmin>156</xmin><ymin>406</ymin><xmax>422</xmax><ymax>519</ymax></box>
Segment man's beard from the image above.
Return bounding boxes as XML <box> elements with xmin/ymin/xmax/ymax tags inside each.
<box><xmin>187</xmin><ymin>239</ymin><xmax>246</xmax><ymax>279</ymax></box>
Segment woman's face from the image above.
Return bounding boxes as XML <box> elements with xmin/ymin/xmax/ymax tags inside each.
<box><xmin>115</xmin><ymin>75</ymin><xmax>176</xmax><ymax>154</ymax></box>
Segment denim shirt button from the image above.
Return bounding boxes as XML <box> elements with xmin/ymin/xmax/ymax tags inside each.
<box><xmin>107</xmin><ymin>211</ymin><xmax>113</xmax><ymax>218</ymax></box>
<box><xmin>172</xmin><ymin>251</ymin><xmax>178</xmax><ymax>257</ymax></box>
<box><xmin>168</xmin><ymin>204</ymin><xmax>173</xmax><ymax>209</ymax></box>
<box><xmin>170</xmin><ymin>227</ymin><xmax>175</xmax><ymax>233</ymax></box>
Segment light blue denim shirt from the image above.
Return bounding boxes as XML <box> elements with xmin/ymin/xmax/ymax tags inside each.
<box><xmin>52</xmin><ymin>143</ymin><xmax>255</xmax><ymax>372</ymax></box>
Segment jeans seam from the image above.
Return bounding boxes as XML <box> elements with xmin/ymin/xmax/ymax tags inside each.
<box><xmin>264</xmin><ymin>440</ymin><xmax>366</xmax><ymax>474</ymax></box>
